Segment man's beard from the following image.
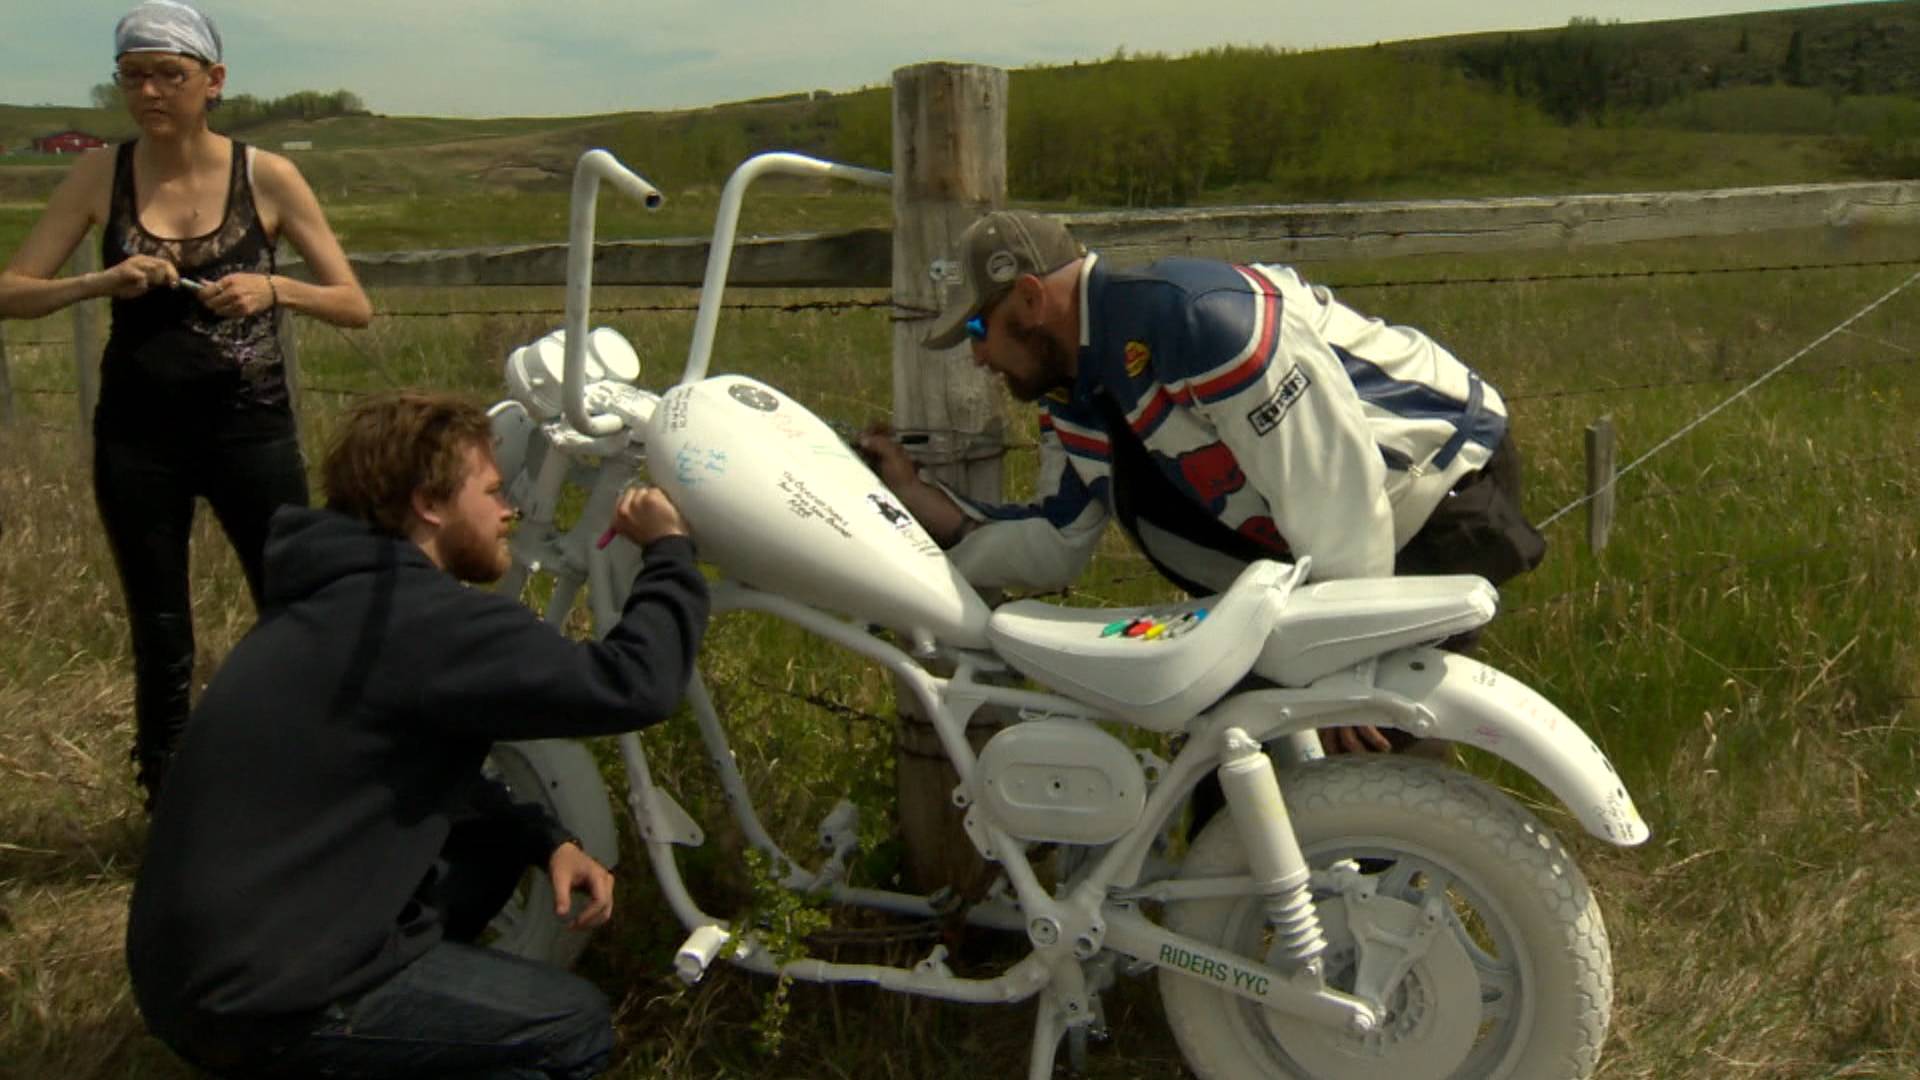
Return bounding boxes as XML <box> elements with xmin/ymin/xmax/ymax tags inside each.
<box><xmin>1002</xmin><ymin>320</ymin><xmax>1075</xmax><ymax>403</ymax></box>
<box><xmin>441</xmin><ymin>517</ymin><xmax>510</xmax><ymax>583</ymax></box>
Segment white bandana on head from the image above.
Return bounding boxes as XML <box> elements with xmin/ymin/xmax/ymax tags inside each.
<box><xmin>115</xmin><ymin>1</ymin><xmax>223</xmax><ymax>64</ymax></box>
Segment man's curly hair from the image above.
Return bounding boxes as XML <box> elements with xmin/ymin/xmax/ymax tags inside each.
<box><xmin>322</xmin><ymin>391</ymin><xmax>493</xmax><ymax>535</ymax></box>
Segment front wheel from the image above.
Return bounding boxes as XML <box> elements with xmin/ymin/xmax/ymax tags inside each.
<box><xmin>1160</xmin><ymin>758</ymin><xmax>1612</xmax><ymax>1080</ymax></box>
<box><xmin>481</xmin><ymin>739</ymin><xmax>621</xmax><ymax>969</ymax></box>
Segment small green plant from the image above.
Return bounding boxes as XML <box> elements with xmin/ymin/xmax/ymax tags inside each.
<box><xmin>735</xmin><ymin>847</ymin><xmax>832</xmax><ymax>1057</ymax></box>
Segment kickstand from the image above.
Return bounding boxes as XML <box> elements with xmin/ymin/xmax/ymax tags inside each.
<box><xmin>1027</xmin><ymin>987</ymin><xmax>1068</xmax><ymax>1080</ymax></box>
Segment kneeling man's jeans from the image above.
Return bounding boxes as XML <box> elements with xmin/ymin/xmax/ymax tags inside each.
<box><xmin>171</xmin><ymin>839</ymin><xmax>611</xmax><ymax>1079</ymax></box>
<box><xmin>251</xmin><ymin>941</ymin><xmax>614</xmax><ymax>1080</ymax></box>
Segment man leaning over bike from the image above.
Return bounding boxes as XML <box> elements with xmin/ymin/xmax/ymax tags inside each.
<box><xmin>860</xmin><ymin>210</ymin><xmax>1547</xmax><ymax>758</ymax></box>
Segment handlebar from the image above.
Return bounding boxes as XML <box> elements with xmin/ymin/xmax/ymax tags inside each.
<box><xmin>559</xmin><ymin>149</ymin><xmax>891</xmax><ymax>436</ymax></box>
<box><xmin>681</xmin><ymin>153</ymin><xmax>892</xmax><ymax>385</ymax></box>
<box><xmin>563</xmin><ymin>150</ymin><xmax>665</xmax><ymax>437</ymax></box>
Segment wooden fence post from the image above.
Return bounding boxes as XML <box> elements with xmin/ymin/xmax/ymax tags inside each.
<box><xmin>889</xmin><ymin>61</ymin><xmax>1012</xmax><ymax>895</ymax></box>
<box><xmin>1586</xmin><ymin>415</ymin><xmax>1616</xmax><ymax>552</ymax></box>
<box><xmin>0</xmin><ymin>321</ymin><xmax>14</xmax><ymax>428</ymax></box>
<box><xmin>70</xmin><ymin>245</ymin><xmax>105</xmax><ymax>451</ymax></box>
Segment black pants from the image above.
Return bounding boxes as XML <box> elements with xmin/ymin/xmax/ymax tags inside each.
<box><xmin>92</xmin><ymin>433</ymin><xmax>308</xmax><ymax>786</ymax></box>
<box><xmin>1393</xmin><ymin>435</ymin><xmax>1546</xmax><ymax>588</ymax></box>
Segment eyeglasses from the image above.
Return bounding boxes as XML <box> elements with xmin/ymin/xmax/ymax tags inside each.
<box><xmin>112</xmin><ymin>64</ymin><xmax>200</xmax><ymax>91</ymax></box>
<box><xmin>965</xmin><ymin>292</ymin><xmax>1008</xmax><ymax>343</ymax></box>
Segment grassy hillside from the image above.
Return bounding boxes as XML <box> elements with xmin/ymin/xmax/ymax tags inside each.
<box><xmin>4</xmin><ymin>2</ymin><xmax>1919</xmax><ymax>256</ymax></box>
<box><xmin>4</xmin><ymin>2</ymin><xmax>1917</xmax><ymax>257</ymax></box>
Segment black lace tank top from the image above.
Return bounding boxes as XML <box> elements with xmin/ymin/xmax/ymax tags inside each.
<box><xmin>96</xmin><ymin>139</ymin><xmax>293</xmax><ymax>443</ymax></box>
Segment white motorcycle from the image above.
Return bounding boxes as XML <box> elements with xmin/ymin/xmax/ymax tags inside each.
<box><xmin>480</xmin><ymin>149</ymin><xmax>1649</xmax><ymax>1080</ymax></box>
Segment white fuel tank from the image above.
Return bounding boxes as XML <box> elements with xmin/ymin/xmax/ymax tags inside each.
<box><xmin>647</xmin><ymin>376</ymin><xmax>993</xmax><ymax>649</ymax></box>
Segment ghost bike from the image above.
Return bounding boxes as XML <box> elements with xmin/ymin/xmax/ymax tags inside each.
<box><xmin>481</xmin><ymin>148</ymin><xmax>1648</xmax><ymax>1080</ymax></box>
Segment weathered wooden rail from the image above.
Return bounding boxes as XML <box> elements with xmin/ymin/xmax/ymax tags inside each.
<box><xmin>326</xmin><ymin>180</ymin><xmax>1920</xmax><ymax>289</ymax></box>
<box><xmin>6</xmin><ymin>178</ymin><xmax>1918</xmax><ymax>431</ymax></box>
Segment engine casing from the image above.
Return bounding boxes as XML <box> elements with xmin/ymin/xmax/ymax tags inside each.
<box><xmin>973</xmin><ymin>719</ymin><xmax>1147</xmax><ymax>845</ymax></box>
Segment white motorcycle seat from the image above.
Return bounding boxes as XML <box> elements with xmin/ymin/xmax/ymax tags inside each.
<box><xmin>986</xmin><ymin>560</ymin><xmax>1296</xmax><ymax>732</ymax></box>
<box><xmin>1254</xmin><ymin>575</ymin><xmax>1499</xmax><ymax>687</ymax></box>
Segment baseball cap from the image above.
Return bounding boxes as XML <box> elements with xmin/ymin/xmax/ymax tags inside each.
<box><xmin>922</xmin><ymin>210</ymin><xmax>1084</xmax><ymax>350</ymax></box>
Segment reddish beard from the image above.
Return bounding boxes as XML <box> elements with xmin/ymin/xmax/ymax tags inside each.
<box><xmin>439</xmin><ymin>514</ymin><xmax>510</xmax><ymax>583</ymax></box>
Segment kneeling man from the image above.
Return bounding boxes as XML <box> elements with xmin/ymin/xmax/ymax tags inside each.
<box><xmin>127</xmin><ymin>391</ymin><xmax>710</xmax><ymax>1078</ymax></box>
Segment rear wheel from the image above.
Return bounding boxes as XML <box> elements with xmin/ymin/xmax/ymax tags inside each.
<box><xmin>1160</xmin><ymin>758</ymin><xmax>1611</xmax><ymax>1080</ymax></box>
<box><xmin>481</xmin><ymin>739</ymin><xmax>620</xmax><ymax>969</ymax></box>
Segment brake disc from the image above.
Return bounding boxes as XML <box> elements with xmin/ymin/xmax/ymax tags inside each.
<box><xmin>1262</xmin><ymin>892</ymin><xmax>1482</xmax><ymax>1080</ymax></box>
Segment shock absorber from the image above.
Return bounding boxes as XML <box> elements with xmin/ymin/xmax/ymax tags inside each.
<box><xmin>1216</xmin><ymin>727</ymin><xmax>1326</xmax><ymax>967</ymax></box>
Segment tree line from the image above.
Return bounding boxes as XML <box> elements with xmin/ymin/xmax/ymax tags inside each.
<box><xmin>1442</xmin><ymin>8</ymin><xmax>1920</xmax><ymax>125</ymax></box>
<box><xmin>88</xmin><ymin>84</ymin><xmax>367</xmax><ymax>131</ymax></box>
<box><xmin>831</xmin><ymin>46</ymin><xmax>1562</xmax><ymax>207</ymax></box>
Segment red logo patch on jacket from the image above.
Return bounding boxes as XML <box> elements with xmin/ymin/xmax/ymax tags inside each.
<box><xmin>1237</xmin><ymin>515</ymin><xmax>1289</xmax><ymax>555</ymax></box>
<box><xmin>1124</xmin><ymin>340</ymin><xmax>1151</xmax><ymax>377</ymax></box>
<box><xmin>1177</xmin><ymin>443</ymin><xmax>1246</xmax><ymax>506</ymax></box>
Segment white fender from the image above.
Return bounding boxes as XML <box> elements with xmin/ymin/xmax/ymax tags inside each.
<box><xmin>488</xmin><ymin>739</ymin><xmax>621</xmax><ymax>869</ymax></box>
<box><xmin>1373</xmin><ymin>648</ymin><xmax>1650</xmax><ymax>847</ymax></box>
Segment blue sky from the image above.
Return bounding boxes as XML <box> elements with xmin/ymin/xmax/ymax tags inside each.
<box><xmin>2</xmin><ymin>1</ymin><xmax>1880</xmax><ymax>118</ymax></box>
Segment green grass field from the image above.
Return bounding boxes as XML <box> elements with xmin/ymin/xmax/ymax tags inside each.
<box><xmin>3</xmin><ymin>216</ymin><xmax>1917</xmax><ymax>1077</ymax></box>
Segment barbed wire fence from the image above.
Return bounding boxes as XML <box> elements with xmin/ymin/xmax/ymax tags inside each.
<box><xmin>5</xmin><ymin>255</ymin><xmax>1917</xmax><ymax>724</ymax></box>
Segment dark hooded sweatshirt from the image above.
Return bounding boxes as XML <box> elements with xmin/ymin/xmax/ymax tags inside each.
<box><xmin>126</xmin><ymin>506</ymin><xmax>709</xmax><ymax>1051</ymax></box>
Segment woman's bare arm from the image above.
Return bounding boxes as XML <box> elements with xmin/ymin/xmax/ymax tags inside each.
<box><xmin>0</xmin><ymin>150</ymin><xmax>177</xmax><ymax>319</ymax></box>
<box><xmin>244</xmin><ymin>150</ymin><xmax>371</xmax><ymax>328</ymax></box>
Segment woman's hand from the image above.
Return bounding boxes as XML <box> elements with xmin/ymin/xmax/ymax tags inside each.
<box><xmin>196</xmin><ymin>272</ymin><xmax>277</xmax><ymax>319</ymax></box>
<box><xmin>101</xmin><ymin>254</ymin><xmax>180</xmax><ymax>299</ymax></box>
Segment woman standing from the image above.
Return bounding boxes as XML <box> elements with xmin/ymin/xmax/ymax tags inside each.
<box><xmin>0</xmin><ymin>1</ymin><xmax>372</xmax><ymax>806</ymax></box>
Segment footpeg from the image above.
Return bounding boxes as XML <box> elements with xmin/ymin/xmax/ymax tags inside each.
<box><xmin>674</xmin><ymin>923</ymin><xmax>732</xmax><ymax>984</ymax></box>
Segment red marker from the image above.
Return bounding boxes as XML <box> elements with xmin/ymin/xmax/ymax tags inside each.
<box><xmin>596</xmin><ymin>526</ymin><xmax>617</xmax><ymax>550</ymax></box>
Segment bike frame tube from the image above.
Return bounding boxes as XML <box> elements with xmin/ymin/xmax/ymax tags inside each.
<box><xmin>607</xmin><ymin>587</ymin><xmax>1394</xmax><ymax>1026</ymax></box>
<box><xmin>617</xmin><ymin>583</ymin><xmax>1050</xmax><ymax>927</ymax></box>
<box><xmin>738</xmin><ymin>941</ymin><xmax>1053</xmax><ymax>1005</ymax></box>
<box><xmin>563</xmin><ymin>150</ymin><xmax>664</xmax><ymax>437</ymax></box>
<box><xmin>623</xmin><ymin>680</ymin><xmax>1051</xmax><ymax>1004</ymax></box>
<box><xmin>1103</xmin><ymin>907</ymin><xmax>1376</xmax><ymax>1030</ymax></box>
<box><xmin>577</xmin><ymin>462</ymin><xmax>636</xmax><ymax>633</ymax></box>
<box><xmin>680</xmin><ymin>153</ymin><xmax>890</xmax><ymax>385</ymax></box>
<box><xmin>620</xmin><ymin>582</ymin><xmax>1387</xmax><ymax>952</ymax></box>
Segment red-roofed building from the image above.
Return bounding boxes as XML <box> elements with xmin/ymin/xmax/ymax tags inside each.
<box><xmin>32</xmin><ymin>131</ymin><xmax>109</xmax><ymax>155</ymax></box>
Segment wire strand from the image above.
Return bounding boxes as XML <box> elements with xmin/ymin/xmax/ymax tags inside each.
<box><xmin>1537</xmin><ymin>267</ymin><xmax>1920</xmax><ymax>529</ymax></box>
